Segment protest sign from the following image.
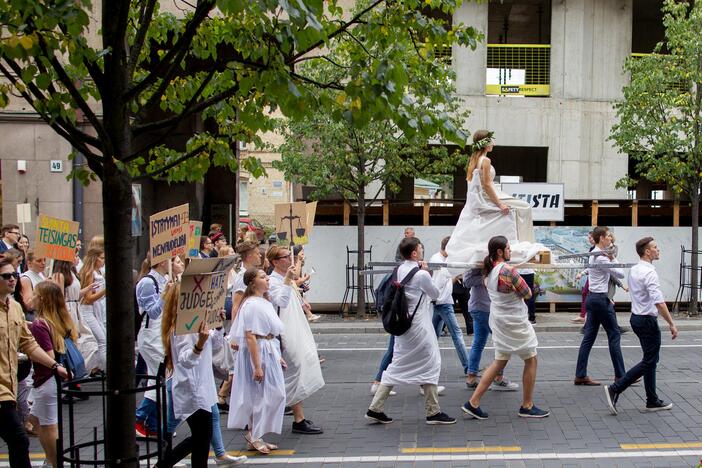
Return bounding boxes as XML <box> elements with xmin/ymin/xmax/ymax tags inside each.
<box><xmin>149</xmin><ymin>204</ymin><xmax>189</xmax><ymax>265</ymax></box>
<box><xmin>275</xmin><ymin>202</ymin><xmax>313</xmax><ymax>245</ymax></box>
<box><xmin>176</xmin><ymin>256</ymin><xmax>237</xmax><ymax>335</ymax></box>
<box><xmin>305</xmin><ymin>201</ymin><xmax>318</xmax><ymax>237</ymax></box>
<box><xmin>34</xmin><ymin>215</ymin><xmax>80</xmax><ymax>262</ymax></box>
<box><xmin>187</xmin><ymin>221</ymin><xmax>203</xmax><ymax>257</ymax></box>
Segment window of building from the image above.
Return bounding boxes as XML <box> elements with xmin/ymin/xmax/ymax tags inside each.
<box><xmin>239</xmin><ymin>179</ymin><xmax>249</xmax><ymax>216</ymax></box>
<box><xmin>486</xmin><ymin>0</ymin><xmax>551</xmax><ymax>97</ymax></box>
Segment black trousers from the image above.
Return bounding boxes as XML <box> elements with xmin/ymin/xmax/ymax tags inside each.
<box><xmin>0</xmin><ymin>401</ymin><xmax>32</xmax><ymax>468</ymax></box>
<box><xmin>159</xmin><ymin>408</ymin><xmax>212</xmax><ymax>468</ymax></box>
<box><xmin>452</xmin><ymin>281</ymin><xmax>473</xmax><ymax>333</ymax></box>
<box><xmin>522</xmin><ymin>273</ymin><xmax>536</xmax><ymax>321</ymax></box>
<box><xmin>611</xmin><ymin>314</ymin><xmax>661</xmax><ymax>404</ymax></box>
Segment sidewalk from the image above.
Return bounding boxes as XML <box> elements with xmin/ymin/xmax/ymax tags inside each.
<box><xmin>310</xmin><ymin>311</ymin><xmax>702</xmax><ymax>334</ymax></box>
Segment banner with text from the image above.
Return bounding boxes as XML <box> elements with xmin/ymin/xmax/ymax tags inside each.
<box><xmin>175</xmin><ymin>257</ymin><xmax>237</xmax><ymax>335</ymax></box>
<box><xmin>149</xmin><ymin>204</ymin><xmax>190</xmax><ymax>265</ymax></box>
<box><xmin>500</xmin><ymin>183</ymin><xmax>564</xmax><ymax>222</ymax></box>
<box><xmin>34</xmin><ymin>215</ymin><xmax>80</xmax><ymax>262</ymax></box>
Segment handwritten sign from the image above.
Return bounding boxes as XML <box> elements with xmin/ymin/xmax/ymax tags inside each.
<box><xmin>275</xmin><ymin>202</ymin><xmax>318</xmax><ymax>246</ymax></box>
<box><xmin>187</xmin><ymin>221</ymin><xmax>203</xmax><ymax>258</ymax></box>
<box><xmin>149</xmin><ymin>204</ymin><xmax>189</xmax><ymax>265</ymax></box>
<box><xmin>175</xmin><ymin>256</ymin><xmax>237</xmax><ymax>335</ymax></box>
<box><xmin>34</xmin><ymin>214</ymin><xmax>79</xmax><ymax>262</ymax></box>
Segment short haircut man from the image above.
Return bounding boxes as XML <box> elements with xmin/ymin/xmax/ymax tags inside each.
<box><xmin>440</xmin><ymin>236</ymin><xmax>450</xmax><ymax>252</ymax></box>
<box><xmin>635</xmin><ymin>237</ymin><xmax>654</xmax><ymax>257</ymax></box>
<box><xmin>404</xmin><ymin>227</ymin><xmax>415</xmax><ymax>237</ymax></box>
<box><xmin>1</xmin><ymin>224</ymin><xmax>20</xmax><ymax>237</ymax></box>
<box><xmin>591</xmin><ymin>226</ymin><xmax>609</xmax><ymax>244</ymax></box>
<box><xmin>399</xmin><ymin>237</ymin><xmax>421</xmax><ymax>260</ymax></box>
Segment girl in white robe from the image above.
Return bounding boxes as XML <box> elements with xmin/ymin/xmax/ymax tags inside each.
<box><xmin>446</xmin><ymin>130</ymin><xmax>544</xmax><ymax>266</ymax></box>
<box><xmin>228</xmin><ymin>268</ymin><xmax>286</xmax><ymax>454</ymax></box>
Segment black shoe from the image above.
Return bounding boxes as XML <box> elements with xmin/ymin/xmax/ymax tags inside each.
<box><xmin>604</xmin><ymin>385</ymin><xmax>619</xmax><ymax>415</ymax></box>
<box><xmin>644</xmin><ymin>399</ymin><xmax>673</xmax><ymax>412</ymax></box>
<box><xmin>529</xmin><ymin>319</ymin><xmax>536</xmax><ymax>324</ymax></box>
<box><xmin>292</xmin><ymin>419</ymin><xmax>323</xmax><ymax>434</ymax></box>
<box><xmin>426</xmin><ymin>412</ymin><xmax>456</xmax><ymax>425</ymax></box>
<box><xmin>217</xmin><ymin>402</ymin><xmax>229</xmax><ymax>413</ymax></box>
<box><xmin>461</xmin><ymin>401</ymin><xmax>488</xmax><ymax>420</ymax></box>
<box><xmin>466</xmin><ymin>328</ymin><xmax>474</xmax><ymax>336</ymax></box>
<box><xmin>284</xmin><ymin>406</ymin><xmax>293</xmax><ymax>416</ymax></box>
<box><xmin>365</xmin><ymin>410</ymin><xmax>393</xmax><ymax>424</ymax></box>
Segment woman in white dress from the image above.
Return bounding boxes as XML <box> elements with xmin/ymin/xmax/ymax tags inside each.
<box><xmin>78</xmin><ymin>248</ymin><xmax>107</xmax><ymax>371</ymax></box>
<box><xmin>227</xmin><ymin>268</ymin><xmax>286</xmax><ymax>454</ymax></box>
<box><xmin>51</xmin><ymin>260</ymin><xmax>100</xmax><ymax>376</ymax></box>
<box><xmin>446</xmin><ymin>130</ymin><xmax>541</xmax><ymax>266</ymax></box>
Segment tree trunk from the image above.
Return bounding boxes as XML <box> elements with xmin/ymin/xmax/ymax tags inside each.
<box><xmin>356</xmin><ymin>186</ymin><xmax>366</xmax><ymax>317</ymax></box>
<box><xmin>102</xmin><ymin>2</ymin><xmax>137</xmax><ymax>465</ymax></box>
<box><xmin>691</xmin><ymin>192</ymin><xmax>699</xmax><ymax>315</ymax></box>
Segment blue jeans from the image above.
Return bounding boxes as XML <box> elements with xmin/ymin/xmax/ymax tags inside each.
<box><xmin>374</xmin><ymin>335</ymin><xmax>395</xmax><ymax>381</ymax></box>
<box><xmin>611</xmin><ymin>314</ymin><xmax>661</xmax><ymax>404</ymax></box>
<box><xmin>432</xmin><ymin>303</ymin><xmax>470</xmax><ymax>374</ymax></box>
<box><xmin>467</xmin><ymin>310</ymin><xmax>490</xmax><ymax>375</ymax></box>
<box><xmin>166</xmin><ymin>380</ymin><xmax>225</xmax><ymax>457</ymax></box>
<box><xmin>575</xmin><ymin>293</ymin><xmax>626</xmax><ymax>379</ymax></box>
<box><xmin>136</xmin><ymin>397</ymin><xmax>158</xmax><ymax>432</ymax></box>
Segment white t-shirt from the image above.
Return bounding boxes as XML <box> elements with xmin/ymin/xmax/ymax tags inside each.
<box><xmin>429</xmin><ymin>252</ymin><xmax>453</xmax><ymax>305</ymax></box>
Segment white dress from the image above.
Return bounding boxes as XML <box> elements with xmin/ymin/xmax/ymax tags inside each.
<box><xmin>486</xmin><ymin>264</ymin><xmax>538</xmax><ymax>358</ymax></box>
<box><xmin>380</xmin><ymin>261</ymin><xmax>442</xmax><ymax>386</ymax></box>
<box><xmin>64</xmin><ymin>273</ymin><xmax>100</xmax><ymax>372</ymax></box>
<box><xmin>446</xmin><ymin>156</ymin><xmax>544</xmax><ymax>266</ymax></box>
<box><xmin>227</xmin><ymin>297</ymin><xmax>286</xmax><ymax>440</ymax></box>
<box><xmin>268</xmin><ymin>271</ymin><xmax>324</xmax><ymax>406</ymax></box>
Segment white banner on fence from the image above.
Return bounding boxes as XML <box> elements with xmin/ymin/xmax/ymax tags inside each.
<box><xmin>500</xmin><ymin>182</ymin><xmax>564</xmax><ymax>222</ymax></box>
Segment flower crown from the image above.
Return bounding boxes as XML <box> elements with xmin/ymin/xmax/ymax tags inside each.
<box><xmin>470</xmin><ymin>132</ymin><xmax>494</xmax><ymax>154</ymax></box>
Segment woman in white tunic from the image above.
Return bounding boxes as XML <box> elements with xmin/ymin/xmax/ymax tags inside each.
<box><xmin>78</xmin><ymin>248</ymin><xmax>107</xmax><ymax>371</ymax></box>
<box><xmin>228</xmin><ymin>268</ymin><xmax>286</xmax><ymax>454</ymax></box>
<box><xmin>266</xmin><ymin>245</ymin><xmax>324</xmax><ymax>435</ymax></box>
<box><xmin>51</xmin><ymin>260</ymin><xmax>100</xmax><ymax>373</ymax></box>
<box><xmin>366</xmin><ymin>238</ymin><xmax>455</xmax><ymax>425</ymax></box>
<box><xmin>446</xmin><ymin>130</ymin><xmax>544</xmax><ymax>266</ymax></box>
<box><xmin>461</xmin><ymin>236</ymin><xmax>549</xmax><ymax>420</ymax></box>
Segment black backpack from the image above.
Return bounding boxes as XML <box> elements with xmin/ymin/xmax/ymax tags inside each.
<box><xmin>381</xmin><ymin>266</ymin><xmax>424</xmax><ymax>336</ymax></box>
<box><xmin>135</xmin><ymin>274</ymin><xmax>159</xmax><ymax>334</ymax></box>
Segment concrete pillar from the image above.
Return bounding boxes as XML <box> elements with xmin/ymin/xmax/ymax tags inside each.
<box><xmin>551</xmin><ymin>0</ymin><xmax>632</xmax><ymax>101</ymax></box>
<box><xmin>453</xmin><ymin>1</ymin><xmax>488</xmax><ymax>96</ymax></box>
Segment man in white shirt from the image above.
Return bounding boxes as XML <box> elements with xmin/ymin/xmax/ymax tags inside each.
<box><xmin>604</xmin><ymin>237</ymin><xmax>678</xmax><ymax>415</ymax></box>
<box><xmin>574</xmin><ymin>226</ymin><xmax>626</xmax><ymax>386</ymax></box>
<box><xmin>366</xmin><ymin>237</ymin><xmax>456</xmax><ymax>425</ymax></box>
<box><xmin>430</xmin><ymin>236</ymin><xmax>470</xmax><ymax>376</ymax></box>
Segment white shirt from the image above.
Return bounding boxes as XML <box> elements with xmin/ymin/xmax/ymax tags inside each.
<box><xmin>268</xmin><ymin>270</ymin><xmax>292</xmax><ymax>311</ymax></box>
<box><xmin>587</xmin><ymin>247</ymin><xmax>624</xmax><ymax>293</ymax></box>
<box><xmin>429</xmin><ymin>252</ymin><xmax>453</xmax><ymax>305</ymax></box>
<box><xmin>628</xmin><ymin>261</ymin><xmax>664</xmax><ymax>317</ymax></box>
<box><xmin>170</xmin><ymin>329</ymin><xmax>223</xmax><ymax>420</ymax></box>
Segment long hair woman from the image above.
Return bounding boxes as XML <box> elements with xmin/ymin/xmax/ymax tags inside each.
<box><xmin>28</xmin><ymin>281</ymin><xmax>79</xmax><ymax>468</ymax></box>
<box><xmin>52</xmin><ymin>259</ymin><xmax>100</xmax><ymax>378</ymax></box>
<box><xmin>78</xmin><ymin>248</ymin><xmax>107</xmax><ymax>372</ymax></box>
<box><xmin>161</xmin><ymin>283</ymin><xmax>220</xmax><ymax>467</ymax></box>
<box><xmin>227</xmin><ymin>268</ymin><xmax>286</xmax><ymax>454</ymax></box>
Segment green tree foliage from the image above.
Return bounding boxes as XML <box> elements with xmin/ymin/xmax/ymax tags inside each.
<box><xmin>610</xmin><ymin>0</ymin><xmax>702</xmax><ymax>313</ymax></box>
<box><xmin>0</xmin><ymin>0</ymin><xmax>481</xmax><ymax>463</ymax></box>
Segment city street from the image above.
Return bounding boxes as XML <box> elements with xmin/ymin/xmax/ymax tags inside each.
<box><xmin>3</xmin><ymin>327</ymin><xmax>702</xmax><ymax>467</ymax></box>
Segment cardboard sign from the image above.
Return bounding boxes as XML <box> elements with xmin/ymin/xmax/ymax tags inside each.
<box><xmin>305</xmin><ymin>201</ymin><xmax>318</xmax><ymax>237</ymax></box>
<box><xmin>175</xmin><ymin>256</ymin><xmax>237</xmax><ymax>335</ymax></box>
<box><xmin>149</xmin><ymin>204</ymin><xmax>190</xmax><ymax>265</ymax></box>
<box><xmin>16</xmin><ymin>203</ymin><xmax>31</xmax><ymax>224</ymax></box>
<box><xmin>187</xmin><ymin>221</ymin><xmax>203</xmax><ymax>257</ymax></box>
<box><xmin>275</xmin><ymin>202</ymin><xmax>317</xmax><ymax>245</ymax></box>
<box><xmin>34</xmin><ymin>214</ymin><xmax>80</xmax><ymax>262</ymax></box>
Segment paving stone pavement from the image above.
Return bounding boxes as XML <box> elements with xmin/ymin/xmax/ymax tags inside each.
<box><xmin>2</xmin><ymin>331</ymin><xmax>702</xmax><ymax>467</ymax></box>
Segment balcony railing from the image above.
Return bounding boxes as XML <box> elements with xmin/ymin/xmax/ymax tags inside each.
<box><xmin>630</xmin><ymin>53</ymin><xmax>690</xmax><ymax>94</ymax></box>
<box><xmin>486</xmin><ymin>44</ymin><xmax>550</xmax><ymax>97</ymax></box>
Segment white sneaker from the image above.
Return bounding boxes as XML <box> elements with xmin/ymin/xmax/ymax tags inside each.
<box><xmin>419</xmin><ymin>385</ymin><xmax>445</xmax><ymax>396</ymax></box>
<box><xmin>490</xmin><ymin>378</ymin><xmax>519</xmax><ymax>391</ymax></box>
<box><xmin>370</xmin><ymin>383</ymin><xmax>397</xmax><ymax>396</ymax></box>
<box><xmin>215</xmin><ymin>454</ymin><xmax>248</xmax><ymax>465</ymax></box>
